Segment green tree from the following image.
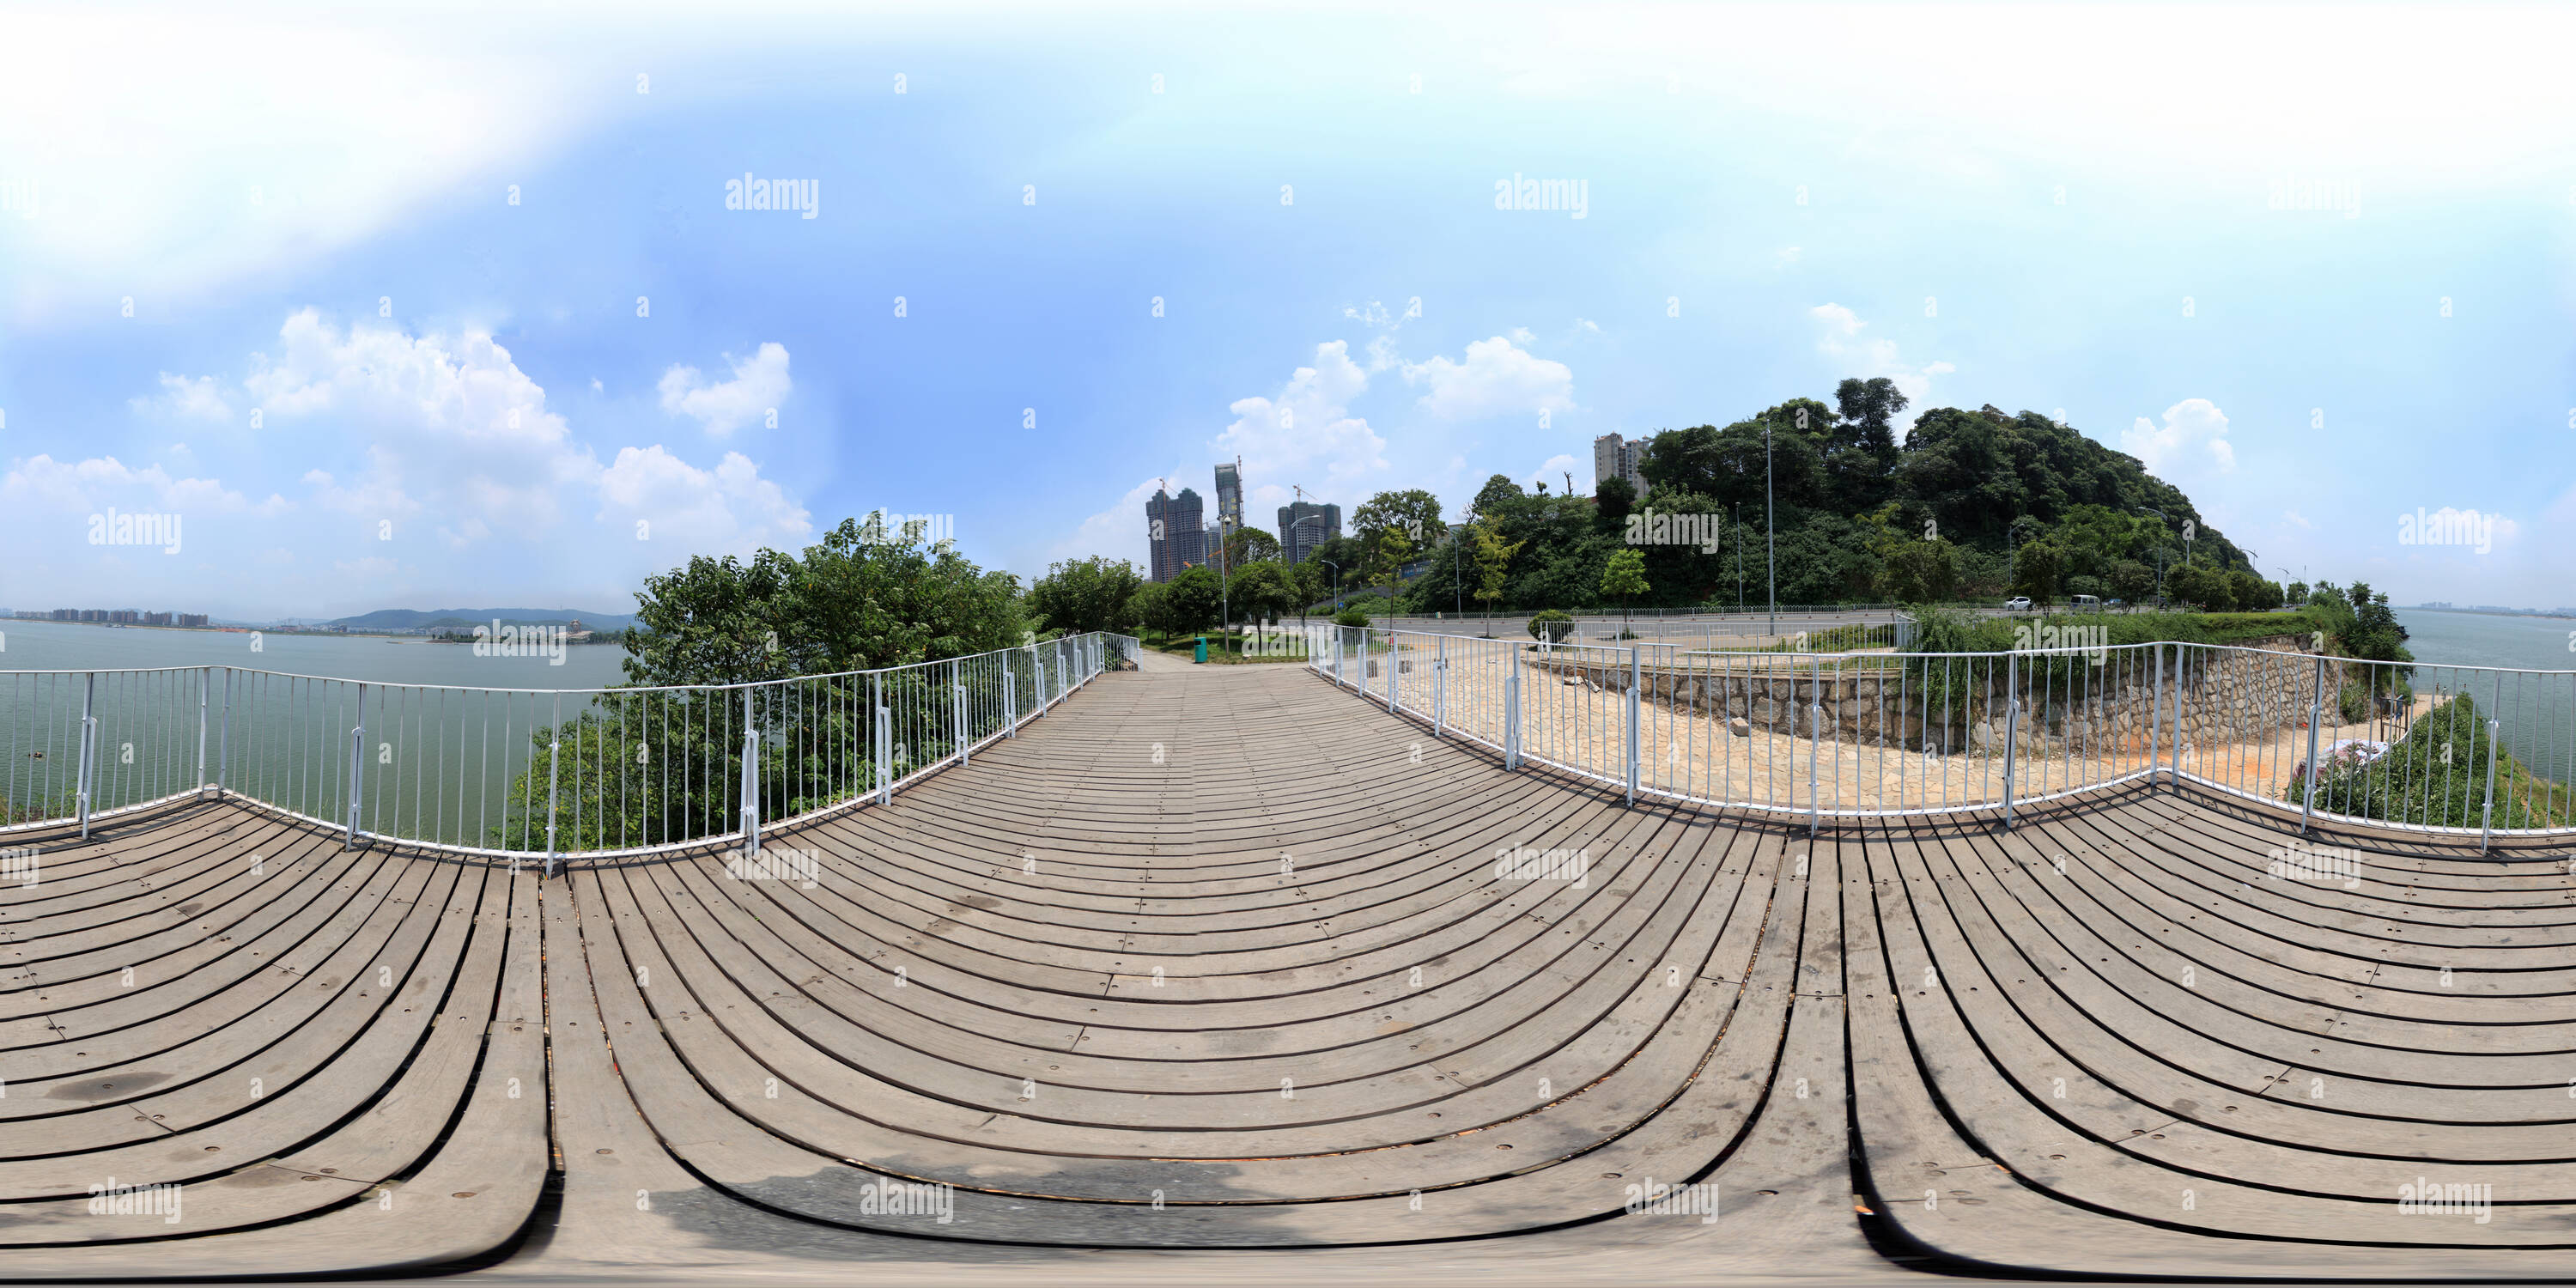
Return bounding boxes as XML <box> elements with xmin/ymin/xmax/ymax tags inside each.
<box><xmin>1825</xmin><ymin>376</ymin><xmax>1905</xmax><ymax>512</ymax></box>
<box><xmin>1026</xmin><ymin>555</ymin><xmax>1143</xmax><ymax>635</ymax></box>
<box><xmin>2010</xmin><ymin>539</ymin><xmax>2065</xmax><ymax>605</ymax></box>
<box><xmin>1129</xmin><ymin>580</ymin><xmax>1174</xmax><ymax>640</ymax></box>
<box><xmin>1352</xmin><ymin>489</ymin><xmax>1447</xmax><ymax>549</ymax></box>
<box><xmin>1226</xmin><ymin>560</ymin><xmax>1298</xmax><ymax>628</ymax></box>
<box><xmin>1221</xmin><ymin>526</ymin><xmax>1280</xmax><ymax>568</ymax></box>
<box><xmin>623</xmin><ymin>512</ymin><xmax>1023</xmax><ymax>688</ymax></box>
<box><xmin>1472</xmin><ymin>473</ymin><xmax>1527</xmax><ymax>519</ymax></box>
<box><xmin>1639</xmin><ymin>419</ymin><xmax>1825</xmax><ymax>512</ymax></box>
<box><xmin>1161</xmin><ymin>565</ymin><xmax>1222</xmax><ymax>636</ymax></box>
<box><xmin>2108</xmin><ymin>559</ymin><xmax>2155</xmax><ymax>605</ymax></box>
<box><xmin>517</xmin><ymin>511</ymin><xmax>1025</xmax><ymax>853</ymax></box>
<box><xmin>1881</xmin><ymin>538</ymin><xmax>1959</xmax><ymax>604</ymax></box>
<box><xmin>1469</xmin><ymin>522</ymin><xmax>1526</xmax><ymax>626</ymax></box>
<box><xmin>1367</xmin><ymin>524</ymin><xmax>1416</xmax><ymax>604</ymax></box>
<box><xmin>2339</xmin><ymin>581</ymin><xmax>2409</xmax><ymax>662</ymax></box>
<box><xmin>2227</xmin><ymin>569</ymin><xmax>2279</xmax><ymax>611</ymax></box>
<box><xmin>1288</xmin><ymin>558</ymin><xmax>1327</xmax><ymax>624</ymax></box>
<box><xmin>2165</xmin><ymin>562</ymin><xmax>2229</xmax><ymax>611</ymax></box>
<box><xmin>1600</xmin><ymin>547</ymin><xmax>1649</xmax><ymax>632</ymax></box>
<box><xmin>1594</xmin><ymin>475</ymin><xmax>1637</xmax><ymax>520</ymax></box>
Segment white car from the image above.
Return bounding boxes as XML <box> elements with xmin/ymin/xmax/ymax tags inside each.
<box><xmin>2002</xmin><ymin>596</ymin><xmax>2033</xmax><ymax>611</ymax></box>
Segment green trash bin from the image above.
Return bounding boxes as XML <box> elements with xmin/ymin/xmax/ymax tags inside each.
<box><xmin>1194</xmin><ymin>636</ymin><xmax>1207</xmax><ymax>664</ymax></box>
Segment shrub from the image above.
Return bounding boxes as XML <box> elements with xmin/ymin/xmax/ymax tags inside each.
<box><xmin>2285</xmin><ymin>691</ymin><xmax>2549</xmax><ymax>829</ymax></box>
<box><xmin>1528</xmin><ymin>609</ymin><xmax>1575</xmax><ymax>642</ymax></box>
<box><xmin>1333</xmin><ymin>607</ymin><xmax>1371</xmax><ymax>629</ymax></box>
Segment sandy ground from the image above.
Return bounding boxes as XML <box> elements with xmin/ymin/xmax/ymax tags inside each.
<box><xmin>1339</xmin><ymin>641</ymin><xmax>2455</xmax><ymax>815</ymax></box>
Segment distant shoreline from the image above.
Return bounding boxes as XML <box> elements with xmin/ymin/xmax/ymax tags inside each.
<box><xmin>2403</xmin><ymin>606</ymin><xmax>2576</xmax><ymax>622</ymax></box>
<box><xmin>6</xmin><ymin>620</ymin><xmax>625</xmax><ymax>641</ymax></box>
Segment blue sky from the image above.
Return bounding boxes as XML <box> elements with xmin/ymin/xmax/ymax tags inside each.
<box><xmin>3</xmin><ymin>1</ymin><xmax>2573</xmax><ymax>620</ymax></box>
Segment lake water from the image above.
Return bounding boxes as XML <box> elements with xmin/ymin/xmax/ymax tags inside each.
<box><xmin>2388</xmin><ymin>610</ymin><xmax>2576</xmax><ymax>793</ymax></box>
<box><xmin>0</xmin><ymin>619</ymin><xmax>631</xmax><ymax>689</ymax></box>
<box><xmin>0</xmin><ymin>620</ymin><xmax>636</xmax><ymax>850</ymax></box>
<box><xmin>2391</xmin><ymin>609</ymin><xmax>2576</xmax><ymax>673</ymax></box>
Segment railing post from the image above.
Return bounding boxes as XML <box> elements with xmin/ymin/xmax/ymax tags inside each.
<box><xmin>1387</xmin><ymin>631</ymin><xmax>1399</xmax><ymax>712</ymax></box>
<box><xmin>2481</xmin><ymin>717</ymin><xmax>2501</xmax><ymax>852</ymax></box>
<box><xmin>2149</xmin><ymin>642</ymin><xmax>2163</xmax><ymax>791</ymax></box>
<box><xmin>2300</xmin><ymin>654</ymin><xmax>2326</xmax><ymax>834</ymax></box>
<box><xmin>218</xmin><ymin>667</ymin><xmax>232</xmax><ymax>797</ymax></box>
<box><xmin>1505</xmin><ymin>643</ymin><xmax>1522</xmax><ymax>770</ymax></box>
<box><xmin>543</xmin><ymin>691</ymin><xmax>559</xmax><ymax>876</ymax></box>
<box><xmin>954</xmin><ymin>659</ymin><xmax>968</xmax><ymax>766</ymax></box>
<box><xmin>2167</xmin><ymin>645</ymin><xmax>2184</xmax><ymax>784</ymax></box>
<box><xmin>1808</xmin><ymin>653</ymin><xmax>1824</xmax><ymax>836</ymax></box>
<box><xmin>1004</xmin><ymin>667</ymin><xmax>1017</xmax><ymax>737</ymax></box>
<box><xmin>1433</xmin><ymin>636</ymin><xmax>1447</xmax><ymax>738</ymax></box>
<box><xmin>76</xmin><ymin>672</ymin><xmax>95</xmax><ymax>840</ymax></box>
<box><xmin>874</xmin><ymin>673</ymin><xmax>891</xmax><ymax>806</ymax></box>
<box><xmin>1625</xmin><ymin>646</ymin><xmax>1641</xmax><ymax>806</ymax></box>
<box><xmin>739</xmin><ymin>686</ymin><xmax>761</xmax><ymax>861</ymax></box>
<box><xmin>2002</xmin><ymin>653</ymin><xmax>2019</xmax><ymax>831</ymax></box>
<box><xmin>346</xmin><ymin>683</ymin><xmax>367</xmax><ymax>850</ymax></box>
<box><xmin>195</xmin><ymin>667</ymin><xmax>209</xmax><ymax>796</ymax></box>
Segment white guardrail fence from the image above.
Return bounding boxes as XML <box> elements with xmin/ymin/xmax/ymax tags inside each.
<box><xmin>0</xmin><ymin>632</ymin><xmax>1140</xmax><ymax>872</ymax></box>
<box><xmin>1307</xmin><ymin>623</ymin><xmax>2576</xmax><ymax>850</ymax></box>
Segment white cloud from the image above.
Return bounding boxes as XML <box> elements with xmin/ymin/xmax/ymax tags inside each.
<box><xmin>1400</xmin><ymin>336</ymin><xmax>1576</xmax><ymax>422</ymax></box>
<box><xmin>1509</xmin><ymin>326</ymin><xmax>1536</xmax><ymax>344</ymax></box>
<box><xmin>0</xmin><ymin>9</ymin><xmax>598</xmax><ymax>324</ymax></box>
<box><xmin>594</xmin><ymin>447</ymin><xmax>811</xmax><ymax>552</ymax></box>
<box><xmin>1048</xmin><ymin>471</ymin><xmax>1182</xmax><ymax>572</ymax></box>
<box><xmin>129</xmin><ymin>373</ymin><xmax>234</xmax><ymax>422</ymax></box>
<box><xmin>1774</xmin><ymin>246</ymin><xmax>1802</xmax><ymax>268</ymax></box>
<box><xmin>2122</xmin><ymin>398</ymin><xmax>2235</xmax><ymax>477</ymax></box>
<box><xmin>235</xmin><ymin>307</ymin><xmax>804</xmax><ymax>574</ymax></box>
<box><xmin>1213</xmin><ymin>340</ymin><xmax>1387</xmax><ymax>483</ymax></box>
<box><xmin>1807</xmin><ymin>304</ymin><xmax>1949</xmax><ymax>431</ymax></box>
<box><xmin>1528</xmin><ymin>453</ymin><xmax>1581</xmax><ymax>494</ymax></box>
<box><xmin>1</xmin><ymin>453</ymin><xmax>270</xmax><ymax>516</ymax></box>
<box><xmin>1572</xmin><ymin>318</ymin><xmax>1602</xmax><ymax>335</ymax></box>
<box><xmin>2283</xmin><ymin>510</ymin><xmax>2313</xmax><ymax>529</ymax></box>
<box><xmin>138</xmin><ymin>308</ymin><xmax>811</xmax><ymax>604</ymax></box>
<box><xmin>657</xmin><ymin>342</ymin><xmax>792</xmax><ymax>437</ymax></box>
<box><xmin>246</xmin><ymin>309</ymin><xmax>594</xmax><ymax>537</ymax></box>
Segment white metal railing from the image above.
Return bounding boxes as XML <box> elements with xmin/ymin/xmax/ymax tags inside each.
<box><xmin>1303</xmin><ymin>624</ymin><xmax>2575</xmax><ymax>848</ymax></box>
<box><xmin>0</xmin><ymin>632</ymin><xmax>1141</xmax><ymax>871</ymax></box>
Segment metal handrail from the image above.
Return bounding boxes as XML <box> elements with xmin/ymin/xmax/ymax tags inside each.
<box><xmin>0</xmin><ymin>632</ymin><xmax>1143</xmax><ymax>868</ymax></box>
<box><xmin>1304</xmin><ymin>624</ymin><xmax>2576</xmax><ymax>845</ymax></box>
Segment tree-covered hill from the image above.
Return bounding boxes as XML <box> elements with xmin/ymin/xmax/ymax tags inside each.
<box><xmin>1393</xmin><ymin>380</ymin><xmax>2271</xmax><ymax>614</ymax></box>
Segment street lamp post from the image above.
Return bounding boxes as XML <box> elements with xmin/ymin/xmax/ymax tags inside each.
<box><xmin>2135</xmin><ymin>507</ymin><xmax>2169</xmax><ymax>606</ymax></box>
<box><xmin>1734</xmin><ymin>502</ymin><xmax>1744</xmax><ymax>615</ymax></box>
<box><xmin>1452</xmin><ymin>512</ymin><xmax>1465</xmax><ymax>619</ymax></box>
<box><xmin>1765</xmin><ymin>422</ymin><xmax>1777</xmax><ymax>635</ymax></box>
<box><xmin>1215</xmin><ymin>529</ymin><xmax>1230</xmax><ymax>658</ymax></box>
<box><xmin>1321</xmin><ymin>558</ymin><xmax>1341</xmax><ymax>614</ymax></box>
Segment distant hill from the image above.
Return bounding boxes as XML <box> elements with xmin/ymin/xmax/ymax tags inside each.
<box><xmin>328</xmin><ymin>607</ymin><xmax>637</xmax><ymax>632</ymax></box>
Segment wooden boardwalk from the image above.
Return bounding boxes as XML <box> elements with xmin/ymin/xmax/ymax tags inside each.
<box><xmin>2</xmin><ymin>659</ymin><xmax>2571</xmax><ymax>1282</ymax></box>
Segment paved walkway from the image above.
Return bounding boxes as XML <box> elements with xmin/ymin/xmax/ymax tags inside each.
<box><xmin>5</xmin><ymin>660</ymin><xmax>2573</xmax><ymax>1281</ymax></box>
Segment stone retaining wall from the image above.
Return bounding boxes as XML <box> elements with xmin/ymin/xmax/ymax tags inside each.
<box><xmin>1524</xmin><ymin>637</ymin><xmax>2350</xmax><ymax>756</ymax></box>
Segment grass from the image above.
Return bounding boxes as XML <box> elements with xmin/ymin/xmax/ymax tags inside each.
<box><xmin>1140</xmin><ymin>630</ymin><xmax>1317</xmax><ymax>665</ymax></box>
